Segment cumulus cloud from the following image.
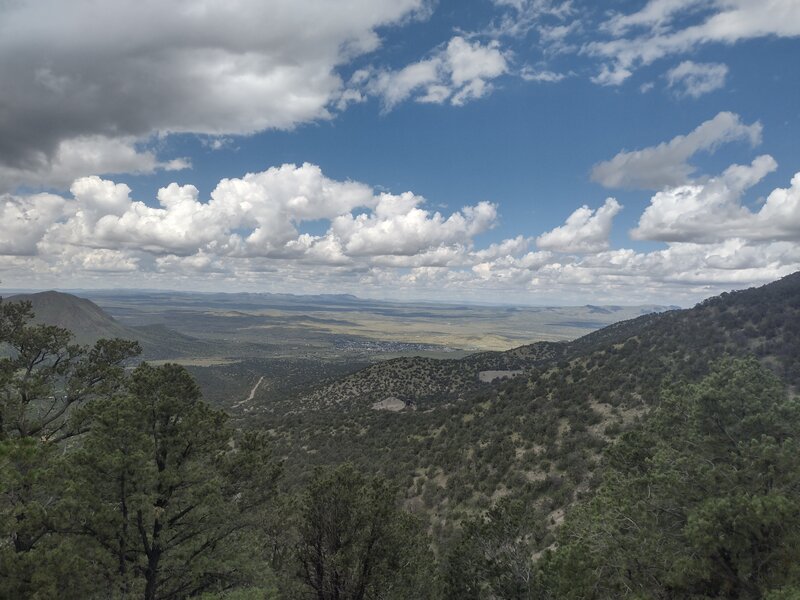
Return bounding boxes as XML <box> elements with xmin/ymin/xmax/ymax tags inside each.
<box><xmin>666</xmin><ymin>60</ymin><xmax>728</xmax><ymax>98</ymax></box>
<box><xmin>536</xmin><ymin>198</ymin><xmax>622</xmax><ymax>253</ymax></box>
<box><xmin>591</xmin><ymin>112</ymin><xmax>762</xmax><ymax>190</ymax></box>
<box><xmin>588</xmin><ymin>0</ymin><xmax>800</xmax><ymax>84</ymax></box>
<box><xmin>367</xmin><ymin>36</ymin><xmax>509</xmax><ymax>109</ymax></box>
<box><xmin>472</xmin><ymin>250</ymin><xmax>554</xmax><ymax>283</ymax></box>
<box><xmin>0</xmin><ymin>193</ymin><xmax>68</xmax><ymax>255</ymax></box>
<box><xmin>631</xmin><ymin>156</ymin><xmax>800</xmax><ymax>243</ymax></box>
<box><xmin>572</xmin><ymin>242</ymin><xmax>799</xmax><ymax>288</ymax></box>
<box><xmin>1</xmin><ymin>159</ymin><xmax>799</xmax><ymax>305</ymax></box>
<box><xmin>473</xmin><ymin>235</ymin><xmax>531</xmax><ymax>261</ymax></box>
<box><xmin>332</xmin><ymin>193</ymin><xmax>496</xmax><ymax>256</ymax></box>
<box><xmin>0</xmin><ymin>0</ymin><xmax>425</xmax><ymax>190</ymax></box>
<box><xmin>36</xmin><ymin>165</ymin><xmax>380</xmax><ymax>258</ymax></box>
<box><xmin>0</xmin><ymin>163</ymin><xmax>500</xmax><ymax>275</ymax></box>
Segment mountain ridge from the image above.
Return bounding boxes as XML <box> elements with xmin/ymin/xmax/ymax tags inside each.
<box><xmin>291</xmin><ymin>273</ymin><xmax>800</xmax><ymax>413</ymax></box>
<box><xmin>4</xmin><ymin>291</ymin><xmax>205</xmax><ymax>359</ymax></box>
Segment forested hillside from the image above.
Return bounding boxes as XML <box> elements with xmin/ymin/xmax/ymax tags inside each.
<box><xmin>284</xmin><ymin>341</ymin><xmax>565</xmax><ymax>412</ymax></box>
<box><xmin>265</xmin><ymin>273</ymin><xmax>800</xmax><ymax>536</ymax></box>
<box><xmin>1</xmin><ymin>273</ymin><xmax>799</xmax><ymax>598</ymax></box>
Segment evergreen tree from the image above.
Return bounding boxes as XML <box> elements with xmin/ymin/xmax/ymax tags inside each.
<box><xmin>445</xmin><ymin>498</ymin><xmax>546</xmax><ymax>599</ymax></box>
<box><xmin>295</xmin><ymin>464</ymin><xmax>438</xmax><ymax>600</ymax></box>
<box><xmin>67</xmin><ymin>363</ymin><xmax>282</xmax><ymax>599</ymax></box>
<box><xmin>0</xmin><ymin>298</ymin><xmax>140</xmax><ymax>442</ymax></box>
<box><xmin>0</xmin><ymin>297</ymin><xmax>140</xmax><ymax>597</ymax></box>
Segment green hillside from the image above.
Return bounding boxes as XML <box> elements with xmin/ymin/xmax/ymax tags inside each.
<box><xmin>3</xmin><ymin>275</ymin><xmax>799</xmax><ymax>598</ymax></box>
<box><xmin>262</xmin><ymin>272</ymin><xmax>800</xmax><ymax>551</ymax></box>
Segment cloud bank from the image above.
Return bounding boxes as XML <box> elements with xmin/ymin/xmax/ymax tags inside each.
<box><xmin>2</xmin><ymin>157</ymin><xmax>798</xmax><ymax>304</ymax></box>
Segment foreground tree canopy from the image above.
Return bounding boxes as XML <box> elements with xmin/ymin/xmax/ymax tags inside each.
<box><xmin>0</xmin><ymin>300</ymin><xmax>282</xmax><ymax>598</ymax></box>
<box><xmin>296</xmin><ymin>463</ymin><xmax>439</xmax><ymax>600</ymax></box>
<box><xmin>541</xmin><ymin>358</ymin><xmax>800</xmax><ymax>599</ymax></box>
<box><xmin>2</xmin><ymin>293</ymin><xmax>800</xmax><ymax>599</ymax></box>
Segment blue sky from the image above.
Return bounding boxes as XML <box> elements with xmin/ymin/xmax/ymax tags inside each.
<box><xmin>1</xmin><ymin>0</ymin><xmax>799</xmax><ymax>304</ymax></box>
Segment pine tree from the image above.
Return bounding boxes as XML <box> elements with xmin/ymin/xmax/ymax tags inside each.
<box><xmin>67</xmin><ymin>363</ymin><xmax>282</xmax><ymax>599</ymax></box>
<box><xmin>0</xmin><ymin>297</ymin><xmax>140</xmax><ymax>597</ymax></box>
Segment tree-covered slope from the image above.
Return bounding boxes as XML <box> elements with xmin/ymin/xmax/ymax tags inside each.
<box><xmin>289</xmin><ymin>341</ymin><xmax>566</xmax><ymax>412</ymax></box>
<box><xmin>3</xmin><ymin>274</ymin><xmax>799</xmax><ymax>598</ymax></box>
<box><xmin>288</xmin><ymin>272</ymin><xmax>800</xmax><ymax>416</ymax></box>
<box><xmin>263</xmin><ymin>272</ymin><xmax>800</xmax><ymax>551</ymax></box>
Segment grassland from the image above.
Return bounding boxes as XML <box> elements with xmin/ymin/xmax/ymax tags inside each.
<box><xmin>83</xmin><ymin>289</ymin><xmax>673</xmax><ymax>353</ymax></box>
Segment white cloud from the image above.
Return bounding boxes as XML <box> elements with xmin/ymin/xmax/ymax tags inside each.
<box><xmin>536</xmin><ymin>198</ymin><xmax>622</xmax><ymax>253</ymax></box>
<box><xmin>332</xmin><ymin>193</ymin><xmax>497</xmax><ymax>256</ymax></box>
<box><xmin>367</xmin><ymin>36</ymin><xmax>509</xmax><ymax>109</ymax></box>
<box><xmin>0</xmin><ymin>0</ymin><xmax>425</xmax><ymax>190</ymax></box>
<box><xmin>487</xmin><ymin>0</ymin><xmax>576</xmax><ymax>38</ymax></box>
<box><xmin>632</xmin><ymin>156</ymin><xmax>800</xmax><ymax>243</ymax></box>
<box><xmin>39</xmin><ymin>164</ymin><xmax>379</xmax><ymax>258</ymax></box>
<box><xmin>370</xmin><ymin>245</ymin><xmax>469</xmax><ymax>268</ymax></box>
<box><xmin>591</xmin><ymin>112</ymin><xmax>762</xmax><ymax>190</ymax></box>
<box><xmin>601</xmin><ymin>0</ymin><xmax>706</xmax><ymax>37</ymax></box>
<box><xmin>73</xmin><ymin>248</ymin><xmax>141</xmax><ymax>273</ymax></box>
<box><xmin>666</xmin><ymin>60</ymin><xmax>728</xmax><ymax>98</ymax></box>
<box><xmin>1</xmin><ymin>164</ymin><xmax>499</xmax><ymax>273</ymax></box>
<box><xmin>591</xmin><ymin>64</ymin><xmax>633</xmax><ymax>86</ymax></box>
<box><xmin>588</xmin><ymin>0</ymin><xmax>800</xmax><ymax>84</ymax></box>
<box><xmin>369</xmin><ymin>61</ymin><xmax>441</xmax><ymax>108</ymax></box>
<box><xmin>1</xmin><ymin>160</ymin><xmax>799</xmax><ymax>305</ymax></box>
<box><xmin>520</xmin><ymin>67</ymin><xmax>568</xmax><ymax>82</ymax></box>
<box><xmin>472</xmin><ymin>250</ymin><xmax>554</xmax><ymax>283</ymax></box>
<box><xmin>473</xmin><ymin>235</ymin><xmax>531</xmax><ymax>260</ymax></box>
<box><xmin>0</xmin><ymin>193</ymin><xmax>68</xmax><ymax>255</ymax></box>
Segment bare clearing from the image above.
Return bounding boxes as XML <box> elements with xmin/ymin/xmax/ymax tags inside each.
<box><xmin>478</xmin><ymin>369</ymin><xmax>524</xmax><ymax>382</ymax></box>
<box><xmin>371</xmin><ymin>397</ymin><xmax>407</xmax><ymax>412</ymax></box>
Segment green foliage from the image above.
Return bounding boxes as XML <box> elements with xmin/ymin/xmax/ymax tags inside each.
<box><xmin>66</xmin><ymin>362</ymin><xmax>282</xmax><ymax>599</ymax></box>
<box><xmin>1</xmin><ymin>298</ymin><xmax>284</xmax><ymax>599</ymax></box>
<box><xmin>294</xmin><ymin>464</ymin><xmax>439</xmax><ymax>600</ymax></box>
<box><xmin>0</xmin><ymin>298</ymin><xmax>141</xmax><ymax>441</ymax></box>
<box><xmin>3</xmin><ymin>273</ymin><xmax>800</xmax><ymax>598</ymax></box>
<box><xmin>0</xmin><ymin>298</ymin><xmax>141</xmax><ymax>598</ymax></box>
<box><xmin>541</xmin><ymin>358</ymin><xmax>800</xmax><ymax>599</ymax></box>
<box><xmin>0</xmin><ymin>437</ymin><xmax>65</xmax><ymax>598</ymax></box>
<box><xmin>445</xmin><ymin>498</ymin><xmax>547</xmax><ymax>599</ymax></box>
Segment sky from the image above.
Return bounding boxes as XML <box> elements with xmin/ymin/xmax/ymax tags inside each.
<box><xmin>1</xmin><ymin>0</ymin><xmax>799</xmax><ymax>305</ymax></box>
